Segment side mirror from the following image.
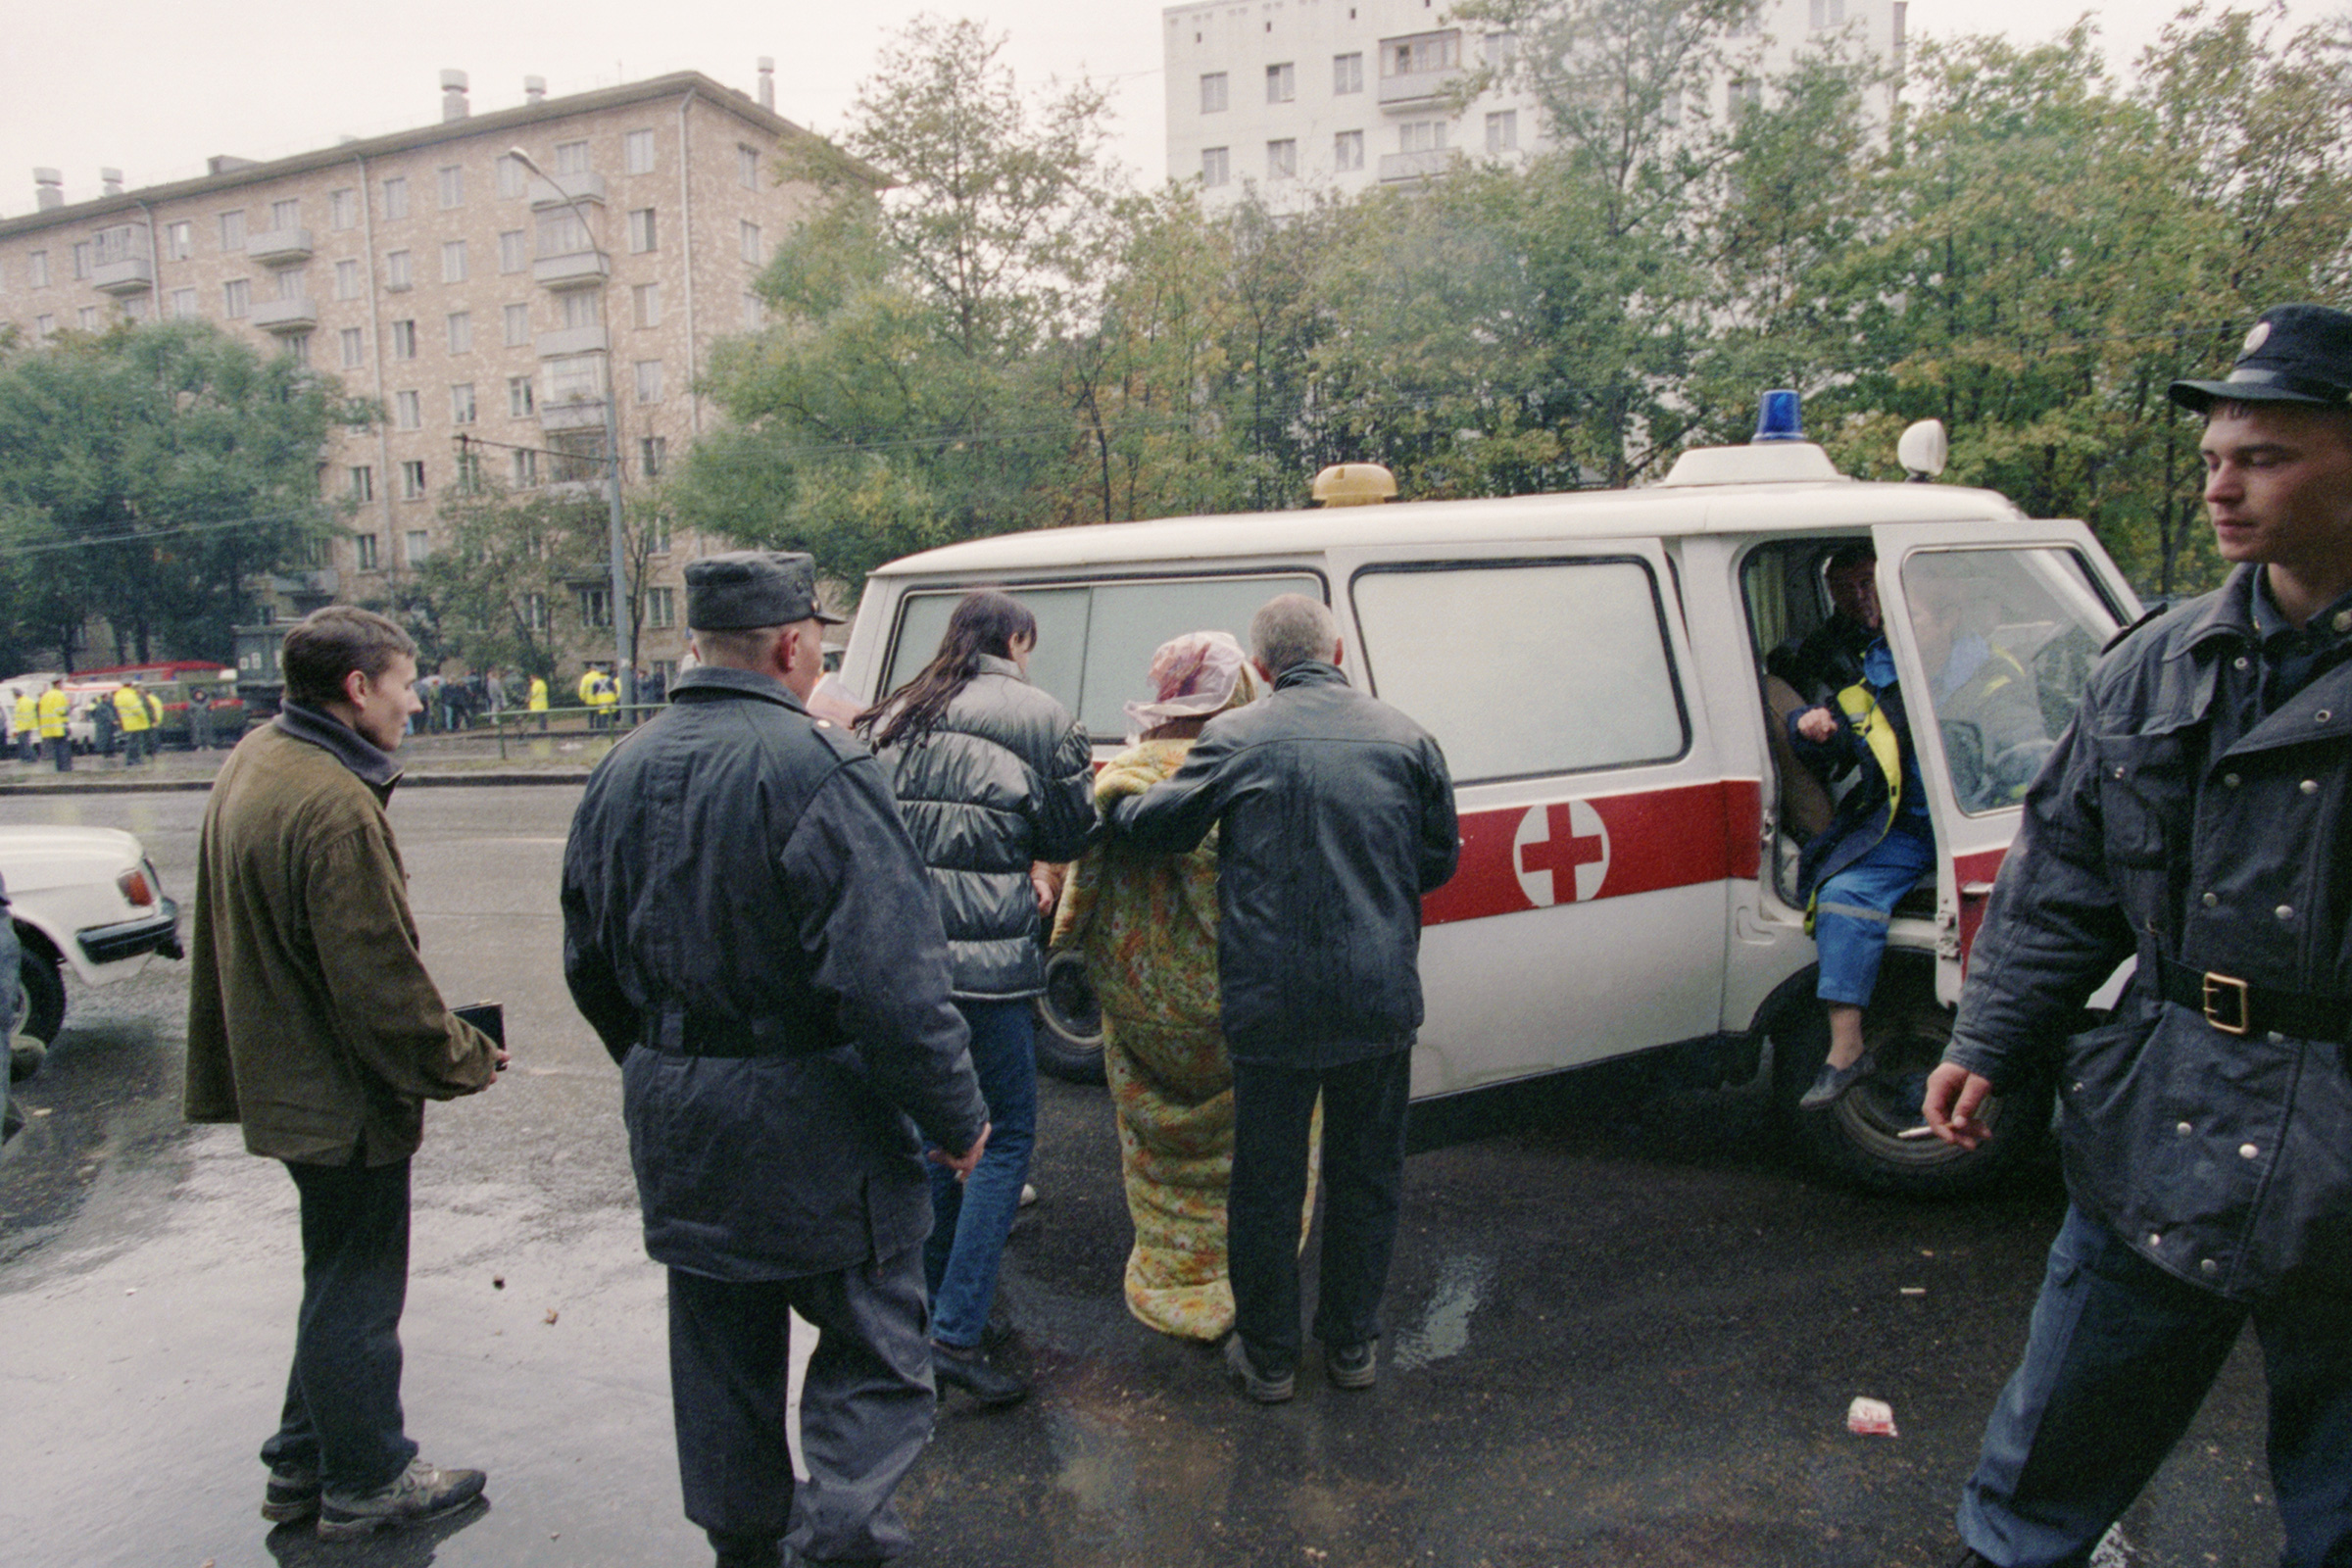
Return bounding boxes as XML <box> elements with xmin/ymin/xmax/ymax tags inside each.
<box><xmin>1897</xmin><ymin>419</ymin><xmax>1948</xmax><ymax>481</ymax></box>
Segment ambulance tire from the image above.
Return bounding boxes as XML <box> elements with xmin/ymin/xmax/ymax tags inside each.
<box><xmin>1033</xmin><ymin>949</ymin><xmax>1106</xmax><ymax>1085</ymax></box>
<box><xmin>1769</xmin><ymin>961</ymin><xmax>2051</xmax><ymax>1198</ymax></box>
<box><xmin>14</xmin><ymin>935</ymin><xmax>66</xmax><ymax>1048</ymax></box>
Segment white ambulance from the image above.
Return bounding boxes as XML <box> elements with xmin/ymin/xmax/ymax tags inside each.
<box><xmin>835</xmin><ymin>410</ymin><xmax>2142</xmax><ymax>1195</ymax></box>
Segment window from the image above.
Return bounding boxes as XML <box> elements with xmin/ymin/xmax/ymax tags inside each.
<box><xmin>1353</xmin><ymin>561</ymin><xmax>1686</xmax><ymax>783</ymax></box>
<box><xmin>170</xmin><ymin>287</ymin><xmax>199</xmax><ymax>319</ymax></box>
<box><xmin>550</xmin><ymin>425</ymin><xmax>608</xmax><ymax>484</ymax></box>
<box><xmin>1200</xmin><ymin>73</ymin><xmax>1229</xmax><ymax>113</ymax></box>
<box><xmin>446</xmin><ymin>311</ymin><xmax>472</xmax><ymax>354</ymax></box>
<box><xmin>220</xmin><ymin>211</ymin><xmax>246</xmax><ymax>251</ymax></box>
<box><xmin>386</xmin><ymin>249</ymin><xmax>413</xmax><ymax>290</ymax></box>
<box><xmin>1267</xmin><ymin>140</ymin><xmax>1298</xmax><ymax>180</ymax></box>
<box><xmin>1729</xmin><ymin>76</ymin><xmax>1763</xmax><ymax>118</ymax></box>
<box><xmin>390</xmin><ymin>318</ymin><xmax>417</xmax><ymax>359</ymax></box>
<box><xmin>508</xmin><ymin>375</ymin><xmax>535</xmax><ymax>416</ymax></box>
<box><xmin>886</xmin><ymin>573</ymin><xmax>1322</xmax><ymax>740</ymax></box>
<box><xmin>505</xmin><ymin>303</ymin><xmax>531</xmax><ymax>345</ymax></box>
<box><xmin>381</xmin><ymin>177</ymin><xmax>408</xmax><ymax>220</ymax></box>
<box><xmin>522</xmin><ymin>592</ymin><xmax>550</xmax><ymax>630</ymax></box>
<box><xmin>547</xmin><ymin>353</ymin><xmax>605</xmax><ymax>405</ymax></box>
<box><xmin>737</xmin><ymin>144</ymin><xmax>760</xmax><ymax>189</ymax></box>
<box><xmin>71</xmin><ymin>242</ymin><xmax>92</xmax><ymax>280</ymax></box>
<box><xmin>334</xmin><ymin>259</ymin><xmax>362</xmax><ymax>300</ymax></box>
<box><xmin>271</xmin><ymin>198</ymin><xmax>301</xmax><ymax>228</ymax></box>
<box><xmin>500</xmin><ymin>230</ymin><xmax>528</xmax><ymax>272</ymax></box>
<box><xmin>632</xmin><ymin>282</ymin><xmax>662</xmax><ymax>327</ymax></box>
<box><xmin>560</xmin><ymin>290</ymin><xmax>601</xmax><ymax>328</ymax></box>
<box><xmin>624</xmin><ymin>129</ymin><xmax>656</xmax><ymax>173</ymax></box>
<box><xmin>1335</xmin><ymin>130</ymin><xmax>1365</xmax><ymax>172</ymax></box>
<box><xmin>741</xmin><ymin>292</ymin><xmax>766</xmax><ymax>328</ymax></box>
<box><xmin>450</xmin><ymin>383</ymin><xmax>476</xmax><ymax>424</ymax></box>
<box><xmin>349</xmin><ymin>466</ymin><xmax>375</xmax><ymax>503</ymax></box>
<box><xmin>165</xmin><ymin>220</ymin><xmax>193</xmax><ymax>259</ymax></box>
<box><xmin>1399</xmin><ymin>120</ymin><xmax>1449</xmax><ymax>153</ymax></box>
<box><xmin>93</xmin><ymin>224</ymin><xmax>144</xmax><ymax>268</ymax></box>
<box><xmin>580</xmin><ymin>587</ymin><xmax>613</xmax><ymax>629</ymax></box>
<box><xmin>438</xmin><ymin>166</ymin><xmax>465</xmax><ymax>209</ymax></box>
<box><xmin>223</xmin><ymin>278</ymin><xmax>251</xmax><ymax>318</ymax></box>
<box><xmin>1335</xmin><ymin>53</ymin><xmax>1365</xmax><ymax>94</ymax></box>
<box><xmin>645</xmin><ymin>587</ymin><xmax>676</xmax><ymax>628</ymax></box>
<box><xmin>355</xmin><ymin>533</ymin><xmax>379</xmax><ymax>570</ymax></box>
<box><xmin>555</xmin><ymin>140</ymin><xmax>590</xmax><ymax>175</ymax></box>
<box><xmin>400</xmin><ymin>465</ymin><xmax>428</xmax><ymax>503</ymax></box>
<box><xmin>645</xmin><ymin>514</ymin><xmax>671</xmax><ymax>554</ymax></box>
<box><xmin>1266</xmin><ymin>63</ymin><xmax>1297</xmax><ymax>103</ymax></box>
<box><xmin>441</xmin><ymin>240</ymin><xmax>467</xmax><ymax>282</ymax></box>
<box><xmin>124</xmin><ymin>296</ymin><xmax>151</xmax><ymax>324</ymax></box>
<box><xmin>1201</xmin><ymin>147</ymin><xmax>1231</xmax><ymax>187</ymax></box>
<box><xmin>34</xmin><ymin>315</ymin><xmax>55</xmax><ymax>341</ymax></box>
<box><xmin>340</xmin><ymin>326</ymin><xmax>365</xmax><ymax>368</ymax></box>
<box><xmin>628</xmin><ymin>209</ymin><xmax>657</xmax><ymax>254</ymax></box>
<box><xmin>284</xmin><ymin>331</ymin><xmax>311</xmax><ymax>366</ymax></box>
<box><xmin>740</xmin><ymin>220</ymin><xmax>761</xmax><ymax>264</ymax></box>
<box><xmin>1482</xmin><ymin>30</ymin><xmax>1519</xmax><ymax>67</ymax></box>
<box><xmin>76</xmin><ymin>305</ymin><xmax>100</xmax><ymax>331</ymax></box>
<box><xmin>1810</xmin><ymin>0</ymin><xmax>1847</xmax><ymax>27</ymax></box>
<box><xmin>1386</xmin><ymin>30</ymin><xmax>1461</xmax><ymax>77</ymax></box>
<box><xmin>405</xmin><ymin>529</ymin><xmax>430</xmax><ymax>564</ymax></box>
<box><xmin>329</xmin><ymin>188</ymin><xmax>359</xmax><ymax>230</ymax></box>
<box><xmin>28</xmin><ymin>251</ymin><xmax>49</xmax><ymax>287</ymax></box>
<box><xmin>639</xmin><ymin>435</ymin><xmax>667</xmax><ymax>477</ymax></box>
<box><xmin>275</xmin><ymin>269</ymin><xmax>307</xmax><ymax>301</ymax></box>
<box><xmin>512</xmin><ymin>449</ymin><xmax>539</xmax><ymax>488</ymax></box>
<box><xmin>455</xmin><ymin>444</ymin><xmax>483</xmax><ymax>491</ymax></box>
<box><xmin>394</xmin><ymin>390</ymin><xmax>422</xmax><ymax>430</ymax></box>
<box><xmin>496</xmin><ymin>154</ymin><xmax>527</xmax><ymax>198</ymax></box>
<box><xmin>1486</xmin><ymin>110</ymin><xmax>1518</xmax><ymax>152</ymax></box>
<box><xmin>634</xmin><ymin>360</ymin><xmax>663</xmax><ymax>404</ymax></box>
<box><xmin>536</xmin><ymin>208</ymin><xmax>589</xmax><ymax>259</ymax></box>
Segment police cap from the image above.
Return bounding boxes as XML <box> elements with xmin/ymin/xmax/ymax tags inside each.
<box><xmin>684</xmin><ymin>551</ymin><xmax>844</xmax><ymax>630</ymax></box>
<box><xmin>2170</xmin><ymin>303</ymin><xmax>2352</xmax><ymax>415</ymax></box>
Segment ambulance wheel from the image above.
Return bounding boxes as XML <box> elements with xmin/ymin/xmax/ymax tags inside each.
<box><xmin>1770</xmin><ymin>963</ymin><xmax>2050</xmax><ymax>1198</ymax></box>
<box><xmin>1033</xmin><ymin>949</ymin><xmax>1105</xmax><ymax>1085</ymax></box>
<box><xmin>14</xmin><ymin>935</ymin><xmax>66</xmax><ymax>1047</ymax></box>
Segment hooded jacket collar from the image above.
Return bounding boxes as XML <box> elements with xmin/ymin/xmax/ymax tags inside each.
<box><xmin>274</xmin><ymin>701</ymin><xmax>403</xmax><ymax>797</ymax></box>
<box><xmin>671</xmin><ymin>662</ymin><xmax>809</xmax><ymax>710</ymax></box>
<box><xmin>1272</xmin><ymin>660</ymin><xmax>1348</xmax><ymax>693</ymax></box>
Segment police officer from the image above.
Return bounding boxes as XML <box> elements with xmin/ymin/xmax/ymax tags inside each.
<box><xmin>1927</xmin><ymin>303</ymin><xmax>2352</xmax><ymax>1567</ymax></box>
<box><xmin>561</xmin><ymin>551</ymin><xmax>990</xmax><ymax>1568</ymax></box>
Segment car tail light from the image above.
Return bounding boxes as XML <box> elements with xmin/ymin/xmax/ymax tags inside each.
<box><xmin>118</xmin><ymin>867</ymin><xmax>156</xmax><ymax>907</ymax></box>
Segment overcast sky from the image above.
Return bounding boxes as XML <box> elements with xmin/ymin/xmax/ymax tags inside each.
<box><xmin>2</xmin><ymin>1</ymin><xmax>2342</xmax><ymax>220</ymax></box>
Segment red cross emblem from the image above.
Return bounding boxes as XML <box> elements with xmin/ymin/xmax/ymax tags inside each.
<box><xmin>1512</xmin><ymin>800</ymin><xmax>1610</xmax><ymax>907</ymax></box>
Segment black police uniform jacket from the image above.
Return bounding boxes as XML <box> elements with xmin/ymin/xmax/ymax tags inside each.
<box><xmin>561</xmin><ymin>664</ymin><xmax>987</xmax><ymax>1280</ymax></box>
<box><xmin>1110</xmin><ymin>661</ymin><xmax>1460</xmax><ymax>1070</ymax></box>
<box><xmin>873</xmin><ymin>655</ymin><xmax>1094</xmax><ymax>1000</ymax></box>
<box><xmin>1947</xmin><ymin>566</ymin><xmax>2352</xmax><ymax>1300</ymax></box>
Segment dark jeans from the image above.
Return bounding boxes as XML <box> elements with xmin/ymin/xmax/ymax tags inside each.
<box><xmin>668</xmin><ymin>1250</ymin><xmax>934</xmax><ymax>1565</ymax></box>
<box><xmin>1960</xmin><ymin>1204</ymin><xmax>2352</xmax><ymax>1567</ymax></box>
<box><xmin>922</xmin><ymin>998</ymin><xmax>1038</xmax><ymax>1349</ymax></box>
<box><xmin>261</xmin><ymin>1156</ymin><xmax>418</xmax><ymax>1494</ymax></box>
<box><xmin>49</xmin><ymin>737</ymin><xmax>71</xmax><ymax>771</ymax></box>
<box><xmin>1228</xmin><ymin>1048</ymin><xmax>1413</xmax><ymax>1378</ymax></box>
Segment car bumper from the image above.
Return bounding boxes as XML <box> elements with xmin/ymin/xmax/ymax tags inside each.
<box><xmin>77</xmin><ymin>897</ymin><xmax>182</xmax><ymax>965</ymax></box>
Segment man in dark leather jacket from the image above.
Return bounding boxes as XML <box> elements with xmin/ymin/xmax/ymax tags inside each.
<box><xmin>562</xmin><ymin>551</ymin><xmax>989</xmax><ymax>1568</ymax></box>
<box><xmin>1110</xmin><ymin>593</ymin><xmax>1457</xmax><ymax>1402</ymax></box>
<box><xmin>1926</xmin><ymin>305</ymin><xmax>2352</xmax><ymax>1568</ymax></box>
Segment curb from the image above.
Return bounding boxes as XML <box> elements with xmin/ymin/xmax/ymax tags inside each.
<box><xmin>0</xmin><ymin>769</ymin><xmax>593</xmax><ymax>797</ymax></box>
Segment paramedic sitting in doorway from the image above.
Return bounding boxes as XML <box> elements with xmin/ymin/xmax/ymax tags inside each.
<box><xmin>1787</xmin><ymin>614</ymin><xmax>1936</xmax><ymax>1110</ymax></box>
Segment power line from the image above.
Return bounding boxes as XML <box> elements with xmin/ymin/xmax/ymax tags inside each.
<box><xmin>0</xmin><ymin>508</ymin><xmax>331</xmax><ymax>558</ymax></box>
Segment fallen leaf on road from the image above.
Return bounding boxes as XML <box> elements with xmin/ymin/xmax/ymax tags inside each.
<box><xmin>1847</xmin><ymin>1396</ymin><xmax>1898</xmax><ymax>1438</ymax></box>
<box><xmin>544</xmin><ymin>1308</ymin><xmax>560</xmax><ymax>1325</ymax></box>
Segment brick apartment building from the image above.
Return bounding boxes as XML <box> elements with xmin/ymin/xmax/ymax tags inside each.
<box><xmin>0</xmin><ymin>65</ymin><xmax>856</xmax><ymax>687</ymax></box>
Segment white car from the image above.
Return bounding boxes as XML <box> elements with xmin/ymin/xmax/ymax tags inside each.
<box><xmin>0</xmin><ymin>826</ymin><xmax>182</xmax><ymax>1044</ymax></box>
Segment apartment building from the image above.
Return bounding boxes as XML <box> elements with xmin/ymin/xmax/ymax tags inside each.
<box><xmin>0</xmin><ymin>66</ymin><xmax>851</xmax><ymax>683</ymax></box>
<box><xmin>1163</xmin><ymin>0</ymin><xmax>1905</xmax><ymax>204</ymax></box>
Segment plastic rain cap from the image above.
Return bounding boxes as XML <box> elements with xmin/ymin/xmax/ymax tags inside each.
<box><xmin>1123</xmin><ymin>630</ymin><xmax>1256</xmax><ymax>742</ymax></box>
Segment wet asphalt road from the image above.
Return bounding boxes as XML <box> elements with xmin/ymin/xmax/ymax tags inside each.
<box><xmin>0</xmin><ymin>785</ymin><xmax>2283</xmax><ymax>1568</ymax></box>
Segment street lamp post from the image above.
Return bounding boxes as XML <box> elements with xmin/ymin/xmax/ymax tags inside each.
<box><xmin>508</xmin><ymin>146</ymin><xmax>632</xmax><ymax>713</ymax></box>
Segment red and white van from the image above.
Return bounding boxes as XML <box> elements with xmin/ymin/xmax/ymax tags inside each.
<box><xmin>837</xmin><ymin>415</ymin><xmax>2141</xmax><ymax>1195</ymax></box>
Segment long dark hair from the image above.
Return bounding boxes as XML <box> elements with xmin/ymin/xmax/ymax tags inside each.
<box><xmin>856</xmin><ymin>590</ymin><xmax>1038</xmax><ymax>751</ymax></box>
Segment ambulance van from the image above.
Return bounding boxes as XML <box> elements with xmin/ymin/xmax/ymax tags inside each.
<box><xmin>834</xmin><ymin>408</ymin><xmax>2142</xmax><ymax>1196</ymax></box>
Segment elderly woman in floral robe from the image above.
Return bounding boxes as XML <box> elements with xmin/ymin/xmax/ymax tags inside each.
<box><xmin>1052</xmin><ymin>631</ymin><xmax>1320</xmax><ymax>1340</ymax></box>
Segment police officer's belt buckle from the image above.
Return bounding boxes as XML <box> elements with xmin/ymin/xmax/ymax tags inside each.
<box><xmin>2202</xmin><ymin>971</ymin><xmax>2253</xmax><ymax>1036</ymax></box>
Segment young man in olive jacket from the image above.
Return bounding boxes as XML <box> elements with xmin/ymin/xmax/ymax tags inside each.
<box><xmin>184</xmin><ymin>606</ymin><xmax>503</xmax><ymax>1541</ymax></box>
<box><xmin>1926</xmin><ymin>304</ymin><xmax>2352</xmax><ymax>1567</ymax></box>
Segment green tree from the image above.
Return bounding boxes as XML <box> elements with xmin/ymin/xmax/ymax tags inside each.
<box><xmin>411</xmin><ymin>478</ymin><xmax>606</xmax><ymax>680</ymax></box>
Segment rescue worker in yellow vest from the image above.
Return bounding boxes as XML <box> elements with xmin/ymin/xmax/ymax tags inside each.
<box><xmin>12</xmin><ymin>689</ymin><xmax>36</xmax><ymax>765</ymax></box>
<box><xmin>576</xmin><ymin>668</ymin><xmax>601</xmax><ymax>732</ymax></box>
<box><xmin>527</xmin><ymin>673</ymin><xmax>550</xmax><ymax>733</ymax></box>
<box><xmin>114</xmin><ymin>681</ymin><xmax>158</xmax><ymax>767</ymax></box>
<box><xmin>1788</xmin><ymin>633</ymin><xmax>1935</xmax><ymax>1110</ymax></box>
<box><xmin>38</xmin><ymin>681</ymin><xmax>73</xmax><ymax>772</ymax></box>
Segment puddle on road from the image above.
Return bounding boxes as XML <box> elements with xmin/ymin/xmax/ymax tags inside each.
<box><xmin>1390</xmin><ymin>1252</ymin><xmax>1496</xmax><ymax>1371</ymax></box>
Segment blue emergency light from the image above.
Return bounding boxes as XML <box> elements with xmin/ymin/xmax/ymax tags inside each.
<box><xmin>1751</xmin><ymin>390</ymin><xmax>1805</xmax><ymax>443</ymax></box>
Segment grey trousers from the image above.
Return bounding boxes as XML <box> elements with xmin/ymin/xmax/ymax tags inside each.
<box><xmin>667</xmin><ymin>1249</ymin><xmax>934</xmax><ymax>1565</ymax></box>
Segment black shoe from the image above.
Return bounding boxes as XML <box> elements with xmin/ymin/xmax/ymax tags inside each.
<box><xmin>932</xmin><ymin>1340</ymin><xmax>1028</xmax><ymax>1408</ymax></box>
<box><xmin>1325</xmin><ymin>1341</ymin><xmax>1376</xmax><ymax>1390</ymax></box>
<box><xmin>1224</xmin><ymin>1335</ymin><xmax>1296</xmax><ymax>1403</ymax></box>
<box><xmin>260</xmin><ymin>1461</ymin><xmax>320</xmax><ymax>1523</ymax></box>
<box><xmin>1799</xmin><ymin>1052</ymin><xmax>1877</xmax><ymax>1111</ymax></box>
<box><xmin>315</xmin><ymin>1458</ymin><xmax>486</xmax><ymax>1540</ymax></box>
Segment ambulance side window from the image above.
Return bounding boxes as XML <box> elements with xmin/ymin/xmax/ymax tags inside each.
<box><xmin>1351</xmin><ymin>560</ymin><xmax>1688</xmax><ymax>785</ymax></box>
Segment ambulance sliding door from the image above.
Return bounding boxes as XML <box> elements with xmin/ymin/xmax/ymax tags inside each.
<box><xmin>1342</xmin><ymin>542</ymin><xmax>1739</xmax><ymax>1098</ymax></box>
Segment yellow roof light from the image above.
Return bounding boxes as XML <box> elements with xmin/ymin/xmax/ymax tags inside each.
<box><xmin>1311</xmin><ymin>463</ymin><xmax>1396</xmax><ymax>507</ymax></box>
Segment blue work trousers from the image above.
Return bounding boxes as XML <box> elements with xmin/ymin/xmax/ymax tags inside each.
<box><xmin>1960</xmin><ymin>1205</ymin><xmax>2352</xmax><ymax>1567</ymax></box>
<box><xmin>922</xmin><ymin>998</ymin><xmax>1037</xmax><ymax>1349</ymax></box>
<box><xmin>1813</xmin><ymin>823</ymin><xmax>1935</xmax><ymax>1006</ymax></box>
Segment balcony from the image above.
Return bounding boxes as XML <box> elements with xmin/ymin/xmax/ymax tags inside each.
<box><xmin>250</xmin><ymin>297</ymin><xmax>318</xmax><ymax>333</ymax></box>
<box><xmin>1379</xmin><ymin>69</ymin><xmax>1462</xmax><ymax>108</ymax></box>
<box><xmin>245</xmin><ymin>226</ymin><xmax>315</xmax><ymax>266</ymax></box>
<box><xmin>533</xmin><ymin>249</ymin><xmax>612</xmax><ymax>291</ymax></box>
<box><xmin>91</xmin><ymin>254</ymin><xmax>154</xmax><ymax>295</ymax></box>
<box><xmin>1377</xmin><ymin>148</ymin><xmax>1455</xmax><ymax>184</ymax></box>
<box><xmin>535</xmin><ymin>324</ymin><xmax>609</xmax><ymax>358</ymax></box>
<box><xmin>528</xmin><ymin>173</ymin><xmax>606</xmax><ymax>211</ymax></box>
<box><xmin>539</xmin><ymin>397</ymin><xmax>609</xmax><ymax>432</ymax></box>
<box><xmin>270</xmin><ymin>567</ymin><xmax>340</xmax><ymax>599</ymax></box>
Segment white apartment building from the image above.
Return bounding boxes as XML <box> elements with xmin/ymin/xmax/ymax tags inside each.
<box><xmin>1164</xmin><ymin>0</ymin><xmax>1906</xmax><ymax>204</ymax></box>
<box><xmin>0</xmin><ymin>67</ymin><xmax>854</xmax><ymax>682</ymax></box>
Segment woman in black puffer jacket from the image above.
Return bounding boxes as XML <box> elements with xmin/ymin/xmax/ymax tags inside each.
<box><xmin>858</xmin><ymin>590</ymin><xmax>1092</xmax><ymax>1406</ymax></box>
